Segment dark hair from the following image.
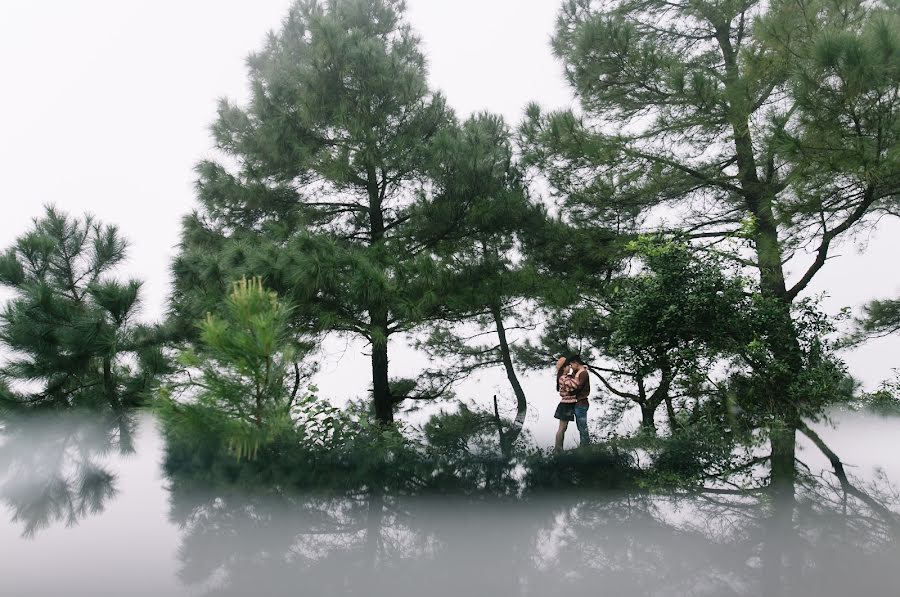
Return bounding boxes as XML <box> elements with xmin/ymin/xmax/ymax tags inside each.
<box><xmin>555</xmin><ymin>357</ymin><xmax>569</xmax><ymax>391</ymax></box>
<box><xmin>569</xmin><ymin>355</ymin><xmax>584</xmax><ymax>365</ymax></box>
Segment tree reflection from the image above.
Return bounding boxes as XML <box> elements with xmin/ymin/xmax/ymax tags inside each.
<box><xmin>2</xmin><ymin>408</ymin><xmax>896</xmax><ymax>596</ymax></box>
<box><xmin>0</xmin><ymin>410</ymin><xmax>134</xmax><ymax>537</ymax></box>
<box><xmin>168</xmin><ymin>489</ymin><xmax>421</xmax><ymax>595</ymax></box>
<box><xmin>162</xmin><ymin>443</ymin><xmax>900</xmax><ymax>597</ymax></box>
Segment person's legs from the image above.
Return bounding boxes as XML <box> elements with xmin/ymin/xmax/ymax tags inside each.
<box><xmin>574</xmin><ymin>405</ymin><xmax>590</xmax><ymax>446</ymax></box>
<box><xmin>555</xmin><ymin>420</ymin><xmax>568</xmax><ymax>452</ymax></box>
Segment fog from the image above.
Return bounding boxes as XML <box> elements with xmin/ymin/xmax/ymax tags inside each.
<box><xmin>1</xmin><ymin>410</ymin><xmax>899</xmax><ymax>596</ymax></box>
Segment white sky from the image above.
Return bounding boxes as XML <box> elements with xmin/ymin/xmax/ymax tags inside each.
<box><xmin>1</xmin><ymin>1</ymin><xmax>897</xmax><ymax>439</ymax></box>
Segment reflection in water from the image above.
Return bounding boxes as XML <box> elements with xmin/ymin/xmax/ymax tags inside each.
<box><xmin>0</xmin><ymin>410</ymin><xmax>134</xmax><ymax>537</ymax></box>
<box><xmin>163</xmin><ymin>485</ymin><xmax>900</xmax><ymax>597</ymax></box>
<box><xmin>164</xmin><ymin>467</ymin><xmax>900</xmax><ymax>595</ymax></box>
<box><xmin>1</xmin><ymin>411</ymin><xmax>899</xmax><ymax>596</ymax></box>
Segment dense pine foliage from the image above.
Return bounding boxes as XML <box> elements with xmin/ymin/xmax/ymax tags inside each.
<box><xmin>0</xmin><ymin>207</ymin><xmax>166</xmax><ymax>408</ymax></box>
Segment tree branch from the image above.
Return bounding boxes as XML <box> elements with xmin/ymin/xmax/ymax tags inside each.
<box><xmin>786</xmin><ymin>186</ymin><xmax>878</xmax><ymax>301</ymax></box>
<box><xmin>798</xmin><ymin>421</ymin><xmax>900</xmax><ymax>533</ymax></box>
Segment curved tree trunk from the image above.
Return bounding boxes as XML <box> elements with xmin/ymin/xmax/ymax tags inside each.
<box><xmin>664</xmin><ymin>394</ymin><xmax>679</xmax><ymax>433</ymax></box>
<box><xmin>491</xmin><ymin>304</ymin><xmax>527</xmax><ymax>450</ymax></box>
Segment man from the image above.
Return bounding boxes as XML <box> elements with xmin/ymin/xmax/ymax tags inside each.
<box><xmin>554</xmin><ymin>355</ymin><xmax>591</xmax><ymax>451</ymax></box>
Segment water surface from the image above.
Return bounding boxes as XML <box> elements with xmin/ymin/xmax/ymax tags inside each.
<box><xmin>1</xmin><ymin>410</ymin><xmax>898</xmax><ymax>597</ymax></box>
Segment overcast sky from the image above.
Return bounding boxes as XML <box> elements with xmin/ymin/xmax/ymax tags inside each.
<box><xmin>1</xmin><ymin>1</ymin><xmax>897</xmax><ymax>437</ymax></box>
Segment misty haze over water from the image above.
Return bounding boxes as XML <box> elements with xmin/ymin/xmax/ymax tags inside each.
<box><xmin>1</xmin><ymin>409</ymin><xmax>898</xmax><ymax>597</ymax></box>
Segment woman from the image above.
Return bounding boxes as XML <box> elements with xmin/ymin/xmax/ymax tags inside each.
<box><xmin>554</xmin><ymin>355</ymin><xmax>591</xmax><ymax>451</ymax></box>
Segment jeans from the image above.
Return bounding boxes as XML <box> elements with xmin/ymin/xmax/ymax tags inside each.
<box><xmin>574</xmin><ymin>405</ymin><xmax>590</xmax><ymax>446</ymax></box>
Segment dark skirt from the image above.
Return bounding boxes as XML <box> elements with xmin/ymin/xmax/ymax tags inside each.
<box><xmin>554</xmin><ymin>402</ymin><xmax>576</xmax><ymax>421</ymax></box>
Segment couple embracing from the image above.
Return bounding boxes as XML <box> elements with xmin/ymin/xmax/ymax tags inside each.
<box><xmin>554</xmin><ymin>355</ymin><xmax>590</xmax><ymax>451</ymax></box>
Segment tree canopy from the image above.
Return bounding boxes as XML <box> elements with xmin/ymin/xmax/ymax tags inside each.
<box><xmin>521</xmin><ymin>0</ymin><xmax>900</xmax><ymax>495</ymax></box>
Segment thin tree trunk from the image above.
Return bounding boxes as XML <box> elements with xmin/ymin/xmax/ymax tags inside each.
<box><xmin>664</xmin><ymin>394</ymin><xmax>679</xmax><ymax>433</ymax></box>
<box><xmin>288</xmin><ymin>362</ymin><xmax>301</xmax><ymax>410</ymax></box>
<box><xmin>102</xmin><ymin>356</ymin><xmax>117</xmax><ymax>407</ymax></box>
<box><xmin>491</xmin><ymin>304</ymin><xmax>527</xmax><ymax>446</ymax></box>
<box><xmin>492</xmin><ymin>394</ymin><xmax>508</xmax><ymax>457</ymax></box>
<box><xmin>254</xmin><ymin>390</ymin><xmax>263</xmax><ymax>427</ymax></box>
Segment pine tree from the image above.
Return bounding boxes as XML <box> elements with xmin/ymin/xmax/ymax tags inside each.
<box><xmin>0</xmin><ymin>206</ymin><xmax>162</xmax><ymax>407</ymax></box>
<box><xmin>408</xmin><ymin>113</ymin><xmax>545</xmax><ymax>444</ymax></box>
<box><xmin>161</xmin><ymin>278</ymin><xmax>341</xmax><ymax>458</ymax></box>
<box><xmin>172</xmin><ymin>0</ymin><xmax>462</xmax><ymax>424</ymax></box>
<box><xmin>523</xmin><ymin>0</ymin><xmax>899</xmax><ymax>494</ymax></box>
<box><xmin>854</xmin><ymin>296</ymin><xmax>900</xmax><ymax>340</ymax></box>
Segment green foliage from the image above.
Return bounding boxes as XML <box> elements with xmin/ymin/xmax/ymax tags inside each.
<box><xmin>403</xmin><ymin>113</ymin><xmax>544</xmax><ymax>407</ymax></box>
<box><xmin>645</xmin><ymin>421</ymin><xmax>754</xmax><ymax>489</ymax></box>
<box><xmin>161</xmin><ymin>405</ymin><xmax>430</xmax><ymax>494</ymax></box>
<box><xmin>161</xmin><ymin>397</ymin><xmax>643</xmax><ymax>497</ymax></box>
<box><xmin>529</xmin><ymin>0</ymin><xmax>900</xmax><ymax>294</ymax></box>
<box><xmin>0</xmin><ymin>380</ymin><xmax>15</xmax><ymax>414</ymax></box>
<box><xmin>520</xmin><ymin>238</ymin><xmax>753</xmax><ymax>435</ymax></box>
<box><xmin>728</xmin><ymin>296</ymin><xmax>852</xmax><ymax>423</ymax></box>
<box><xmin>0</xmin><ymin>206</ymin><xmax>163</xmax><ymax>407</ymax></box>
<box><xmin>520</xmin><ymin>0</ymin><xmax>899</xmax><ymax>465</ymax></box>
<box><xmin>198</xmin><ymin>277</ymin><xmax>296</xmax><ymax>410</ymax></box>
<box><xmin>851</xmin><ymin>297</ymin><xmax>900</xmax><ymax>342</ymax></box>
<box><xmin>522</xmin><ymin>445</ymin><xmax>638</xmax><ymax>492</ymax></box>
<box><xmin>855</xmin><ymin>374</ymin><xmax>900</xmax><ymax>416</ymax></box>
<box><xmin>609</xmin><ymin>238</ymin><xmax>751</xmax><ymax>374</ymax></box>
<box><xmin>421</xmin><ymin>402</ymin><xmax>532</xmax><ymax>459</ymax></box>
<box><xmin>160</xmin><ymin>278</ymin><xmax>342</xmax><ymax>459</ymax></box>
<box><xmin>171</xmin><ymin>0</ymin><xmax>545</xmax><ymax>422</ymax></box>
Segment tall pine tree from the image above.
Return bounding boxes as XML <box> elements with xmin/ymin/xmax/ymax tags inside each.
<box><xmin>410</xmin><ymin>113</ymin><xmax>544</xmax><ymax>446</ymax></box>
<box><xmin>173</xmin><ymin>0</ymin><xmax>468</xmax><ymax>423</ymax></box>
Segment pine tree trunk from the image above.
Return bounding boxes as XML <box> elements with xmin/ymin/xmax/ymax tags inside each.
<box><xmin>102</xmin><ymin>356</ymin><xmax>117</xmax><ymax>406</ymax></box>
<box><xmin>491</xmin><ymin>304</ymin><xmax>527</xmax><ymax>441</ymax></box>
<box><xmin>366</xmin><ymin>166</ymin><xmax>393</xmax><ymax>425</ymax></box>
<box><xmin>752</xmin><ymin>212</ymin><xmax>801</xmax><ymax>497</ymax></box>
<box><xmin>366</xmin><ymin>164</ymin><xmax>394</xmax><ymax>425</ymax></box>
<box><xmin>769</xmin><ymin>426</ymin><xmax>797</xmax><ymax>503</ymax></box>
<box><xmin>717</xmin><ymin>29</ymin><xmax>802</xmax><ymax>503</ymax></box>
<box><xmin>370</xmin><ymin>309</ymin><xmax>393</xmax><ymax>425</ymax></box>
